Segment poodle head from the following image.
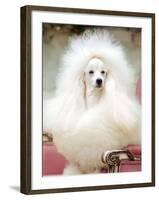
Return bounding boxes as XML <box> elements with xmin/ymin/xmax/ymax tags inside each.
<box><xmin>56</xmin><ymin>29</ymin><xmax>136</xmax><ymax>108</ymax></box>
<box><xmin>84</xmin><ymin>57</ymin><xmax>108</xmax><ymax>90</ymax></box>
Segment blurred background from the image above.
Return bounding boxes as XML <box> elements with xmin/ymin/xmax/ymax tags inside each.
<box><xmin>42</xmin><ymin>24</ymin><xmax>141</xmax><ymax>100</ymax></box>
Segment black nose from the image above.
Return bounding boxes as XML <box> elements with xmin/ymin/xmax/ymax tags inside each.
<box><xmin>96</xmin><ymin>79</ymin><xmax>102</xmax><ymax>85</ymax></box>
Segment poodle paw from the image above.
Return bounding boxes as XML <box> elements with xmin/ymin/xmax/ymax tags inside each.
<box><xmin>63</xmin><ymin>164</ymin><xmax>82</xmax><ymax>175</ymax></box>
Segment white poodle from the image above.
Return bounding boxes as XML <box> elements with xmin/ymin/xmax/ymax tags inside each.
<box><xmin>43</xmin><ymin>30</ymin><xmax>141</xmax><ymax>175</ymax></box>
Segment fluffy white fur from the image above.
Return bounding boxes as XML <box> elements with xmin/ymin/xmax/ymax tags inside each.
<box><xmin>43</xmin><ymin>30</ymin><xmax>141</xmax><ymax>175</ymax></box>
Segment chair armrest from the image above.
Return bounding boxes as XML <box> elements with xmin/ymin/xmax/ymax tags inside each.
<box><xmin>101</xmin><ymin>147</ymin><xmax>141</xmax><ymax>173</ymax></box>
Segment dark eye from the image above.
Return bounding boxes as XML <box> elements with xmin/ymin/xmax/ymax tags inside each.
<box><xmin>101</xmin><ymin>70</ymin><xmax>105</xmax><ymax>74</ymax></box>
<box><xmin>89</xmin><ymin>70</ymin><xmax>94</xmax><ymax>74</ymax></box>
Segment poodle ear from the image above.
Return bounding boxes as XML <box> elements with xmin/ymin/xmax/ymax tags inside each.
<box><xmin>82</xmin><ymin>72</ymin><xmax>86</xmax><ymax>100</ymax></box>
<box><xmin>80</xmin><ymin>72</ymin><xmax>87</xmax><ymax>108</ymax></box>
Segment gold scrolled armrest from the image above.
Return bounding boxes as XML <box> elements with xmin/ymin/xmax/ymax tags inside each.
<box><xmin>101</xmin><ymin>149</ymin><xmax>138</xmax><ymax>173</ymax></box>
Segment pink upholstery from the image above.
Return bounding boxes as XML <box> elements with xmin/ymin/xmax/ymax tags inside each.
<box><xmin>42</xmin><ymin>142</ymin><xmax>68</xmax><ymax>176</ymax></box>
<box><xmin>126</xmin><ymin>144</ymin><xmax>141</xmax><ymax>156</ymax></box>
<box><xmin>120</xmin><ymin>145</ymin><xmax>141</xmax><ymax>172</ymax></box>
<box><xmin>120</xmin><ymin>160</ymin><xmax>141</xmax><ymax>172</ymax></box>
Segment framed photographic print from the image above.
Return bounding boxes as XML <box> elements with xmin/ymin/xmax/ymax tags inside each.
<box><xmin>21</xmin><ymin>5</ymin><xmax>155</xmax><ymax>194</ymax></box>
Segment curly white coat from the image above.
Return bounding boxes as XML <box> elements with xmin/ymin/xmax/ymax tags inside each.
<box><xmin>43</xmin><ymin>30</ymin><xmax>141</xmax><ymax>174</ymax></box>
